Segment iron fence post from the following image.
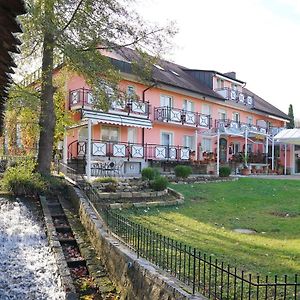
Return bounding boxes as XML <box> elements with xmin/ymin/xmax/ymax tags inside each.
<box><xmin>193</xmin><ymin>247</ymin><xmax>196</xmax><ymax>294</ymax></box>
<box><xmin>137</xmin><ymin>224</ymin><xmax>140</xmax><ymax>259</ymax></box>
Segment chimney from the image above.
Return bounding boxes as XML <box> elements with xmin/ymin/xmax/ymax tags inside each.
<box><xmin>224</xmin><ymin>72</ymin><xmax>236</xmax><ymax>79</ymax></box>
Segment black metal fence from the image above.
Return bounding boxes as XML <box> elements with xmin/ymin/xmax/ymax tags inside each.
<box><xmin>105</xmin><ymin>209</ymin><xmax>299</xmax><ymax>300</ymax></box>
<box><xmin>60</xmin><ymin>164</ymin><xmax>300</xmax><ymax>299</ymax></box>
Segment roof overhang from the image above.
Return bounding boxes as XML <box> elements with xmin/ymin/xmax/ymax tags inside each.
<box><xmin>274</xmin><ymin>129</ymin><xmax>300</xmax><ymax>145</ymax></box>
<box><xmin>82</xmin><ymin>109</ymin><xmax>152</xmax><ymax>129</ymax></box>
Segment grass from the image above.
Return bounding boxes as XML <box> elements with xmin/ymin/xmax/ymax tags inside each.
<box><xmin>121</xmin><ymin>178</ymin><xmax>300</xmax><ymax>277</ymax></box>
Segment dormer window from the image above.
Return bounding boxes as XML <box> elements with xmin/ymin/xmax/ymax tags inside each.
<box><xmin>217</xmin><ymin>78</ymin><xmax>224</xmax><ymax>89</ymax></box>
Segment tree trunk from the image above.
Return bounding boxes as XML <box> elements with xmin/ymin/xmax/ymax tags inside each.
<box><xmin>37</xmin><ymin>32</ymin><xmax>55</xmax><ymax>175</ymax></box>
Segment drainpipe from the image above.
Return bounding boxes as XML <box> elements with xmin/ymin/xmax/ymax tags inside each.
<box><xmin>142</xmin><ymin>82</ymin><xmax>157</xmax><ymax>145</ymax></box>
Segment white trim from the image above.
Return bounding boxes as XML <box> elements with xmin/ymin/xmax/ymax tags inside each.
<box><xmin>215</xmin><ymin>73</ymin><xmax>244</xmax><ymax>86</ymax></box>
<box><xmin>267</xmin><ymin>115</ymin><xmax>289</xmax><ymax>122</ymax></box>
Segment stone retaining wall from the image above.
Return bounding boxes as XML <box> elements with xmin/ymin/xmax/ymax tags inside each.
<box><xmin>66</xmin><ymin>185</ymin><xmax>207</xmax><ymax>300</ymax></box>
<box><xmin>109</xmin><ymin>187</ymin><xmax>184</xmax><ymax>209</ymax></box>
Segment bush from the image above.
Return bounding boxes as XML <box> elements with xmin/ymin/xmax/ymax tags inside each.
<box><xmin>1</xmin><ymin>159</ymin><xmax>46</xmax><ymax>196</ymax></box>
<box><xmin>141</xmin><ymin>167</ymin><xmax>159</xmax><ymax>180</ymax></box>
<box><xmin>174</xmin><ymin>165</ymin><xmax>192</xmax><ymax>178</ymax></box>
<box><xmin>150</xmin><ymin>175</ymin><xmax>168</xmax><ymax>191</ymax></box>
<box><xmin>219</xmin><ymin>166</ymin><xmax>231</xmax><ymax>177</ymax></box>
<box><xmin>93</xmin><ymin>177</ymin><xmax>118</xmax><ymax>184</ymax></box>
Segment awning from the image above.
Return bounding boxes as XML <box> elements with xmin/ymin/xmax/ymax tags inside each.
<box><xmin>274</xmin><ymin>129</ymin><xmax>300</xmax><ymax>145</ymax></box>
<box><xmin>82</xmin><ymin>109</ymin><xmax>152</xmax><ymax>129</ymax></box>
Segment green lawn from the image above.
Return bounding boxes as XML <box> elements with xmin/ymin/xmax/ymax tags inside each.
<box><xmin>121</xmin><ymin>178</ymin><xmax>300</xmax><ymax>277</ymax></box>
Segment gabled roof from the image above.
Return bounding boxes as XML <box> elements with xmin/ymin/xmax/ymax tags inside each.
<box><xmin>110</xmin><ymin>47</ymin><xmax>289</xmax><ymax>121</ymax></box>
<box><xmin>114</xmin><ymin>47</ymin><xmax>224</xmax><ymax>100</ymax></box>
<box><xmin>243</xmin><ymin>88</ymin><xmax>289</xmax><ymax>120</ymax></box>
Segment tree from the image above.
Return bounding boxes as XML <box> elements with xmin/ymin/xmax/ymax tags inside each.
<box><xmin>19</xmin><ymin>0</ymin><xmax>175</xmax><ymax>175</ymax></box>
<box><xmin>287</xmin><ymin>104</ymin><xmax>295</xmax><ymax>129</ymax></box>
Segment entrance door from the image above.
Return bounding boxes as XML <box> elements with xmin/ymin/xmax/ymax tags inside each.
<box><xmin>295</xmin><ymin>145</ymin><xmax>300</xmax><ymax>173</ymax></box>
<box><xmin>219</xmin><ymin>138</ymin><xmax>227</xmax><ymax>163</ymax></box>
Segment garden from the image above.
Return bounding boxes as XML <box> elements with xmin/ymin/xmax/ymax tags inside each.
<box><xmin>120</xmin><ymin>178</ymin><xmax>300</xmax><ymax>277</ymax></box>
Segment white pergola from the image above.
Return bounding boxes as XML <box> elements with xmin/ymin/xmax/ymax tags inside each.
<box><xmin>274</xmin><ymin>129</ymin><xmax>300</xmax><ymax>145</ymax></box>
<box><xmin>200</xmin><ymin>127</ymin><xmax>293</xmax><ymax>176</ymax></box>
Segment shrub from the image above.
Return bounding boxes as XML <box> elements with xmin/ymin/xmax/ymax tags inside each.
<box><xmin>219</xmin><ymin>166</ymin><xmax>231</xmax><ymax>177</ymax></box>
<box><xmin>150</xmin><ymin>176</ymin><xmax>168</xmax><ymax>191</ymax></box>
<box><xmin>141</xmin><ymin>167</ymin><xmax>159</xmax><ymax>180</ymax></box>
<box><xmin>174</xmin><ymin>165</ymin><xmax>192</xmax><ymax>178</ymax></box>
<box><xmin>1</xmin><ymin>159</ymin><xmax>46</xmax><ymax>196</ymax></box>
<box><xmin>93</xmin><ymin>177</ymin><xmax>118</xmax><ymax>184</ymax></box>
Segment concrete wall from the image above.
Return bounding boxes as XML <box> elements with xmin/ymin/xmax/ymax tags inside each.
<box><xmin>67</xmin><ymin>185</ymin><xmax>206</xmax><ymax>300</ymax></box>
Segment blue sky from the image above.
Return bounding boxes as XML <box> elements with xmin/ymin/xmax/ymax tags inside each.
<box><xmin>135</xmin><ymin>0</ymin><xmax>300</xmax><ymax>120</ymax></box>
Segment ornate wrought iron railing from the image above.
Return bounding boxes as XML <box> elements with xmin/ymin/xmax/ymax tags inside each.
<box><xmin>215</xmin><ymin>119</ymin><xmax>269</xmax><ymax>134</ymax></box>
<box><xmin>69</xmin><ymin>88</ymin><xmax>150</xmax><ymax>117</ymax></box>
<box><xmin>154</xmin><ymin>106</ymin><xmax>211</xmax><ymax>128</ymax></box>
<box><xmin>67</xmin><ymin>139</ymin><xmax>191</xmax><ymax>162</ymax></box>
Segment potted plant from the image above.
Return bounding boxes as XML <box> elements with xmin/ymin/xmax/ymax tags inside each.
<box><xmin>241</xmin><ymin>153</ymin><xmax>250</xmax><ymax>175</ymax></box>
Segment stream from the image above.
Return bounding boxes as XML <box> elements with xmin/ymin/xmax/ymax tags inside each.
<box><xmin>0</xmin><ymin>197</ymin><xmax>66</xmax><ymax>300</ymax></box>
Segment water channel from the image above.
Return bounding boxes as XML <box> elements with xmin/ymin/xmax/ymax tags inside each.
<box><xmin>0</xmin><ymin>197</ymin><xmax>66</xmax><ymax>300</ymax></box>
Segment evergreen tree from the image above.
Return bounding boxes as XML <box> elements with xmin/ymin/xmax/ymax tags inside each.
<box><xmin>287</xmin><ymin>104</ymin><xmax>295</xmax><ymax>129</ymax></box>
<box><xmin>19</xmin><ymin>0</ymin><xmax>175</xmax><ymax>175</ymax></box>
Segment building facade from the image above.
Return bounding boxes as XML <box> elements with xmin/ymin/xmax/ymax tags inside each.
<box><xmin>62</xmin><ymin>48</ymin><xmax>295</xmax><ymax>177</ymax></box>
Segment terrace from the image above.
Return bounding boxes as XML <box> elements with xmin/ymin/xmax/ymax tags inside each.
<box><xmin>69</xmin><ymin>88</ymin><xmax>150</xmax><ymax>118</ymax></box>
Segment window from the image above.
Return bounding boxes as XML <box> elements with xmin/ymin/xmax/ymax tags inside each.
<box><xmin>78</xmin><ymin>127</ymin><xmax>88</xmax><ymax>142</ymax></box>
<box><xmin>160</xmin><ymin>95</ymin><xmax>173</xmax><ymax>107</ymax></box>
<box><xmin>161</xmin><ymin>132</ymin><xmax>173</xmax><ymax>146</ymax></box>
<box><xmin>183</xmin><ymin>135</ymin><xmax>195</xmax><ymax>151</ymax></box>
<box><xmin>232</xmin><ymin>112</ymin><xmax>240</xmax><ymax>123</ymax></box>
<box><xmin>202</xmin><ymin>138</ymin><xmax>212</xmax><ymax>152</ymax></box>
<box><xmin>170</xmin><ymin>70</ymin><xmax>180</xmax><ymax>76</ymax></box>
<box><xmin>128</xmin><ymin>128</ymin><xmax>137</xmax><ymax>144</ymax></box>
<box><xmin>127</xmin><ymin>86</ymin><xmax>135</xmax><ymax>99</ymax></box>
<box><xmin>247</xmin><ymin>144</ymin><xmax>253</xmax><ymax>153</ymax></box>
<box><xmin>232</xmin><ymin>84</ymin><xmax>238</xmax><ymax>90</ymax></box>
<box><xmin>217</xmin><ymin>78</ymin><xmax>224</xmax><ymax>89</ymax></box>
<box><xmin>153</xmin><ymin>64</ymin><xmax>165</xmax><ymax>71</ymax></box>
<box><xmin>101</xmin><ymin>126</ymin><xmax>120</xmax><ymax>142</ymax></box>
<box><xmin>202</xmin><ymin>104</ymin><xmax>211</xmax><ymax>116</ymax></box>
<box><xmin>247</xmin><ymin>116</ymin><xmax>253</xmax><ymax>125</ymax></box>
<box><xmin>183</xmin><ymin>99</ymin><xmax>194</xmax><ymax>112</ymax></box>
<box><xmin>218</xmin><ymin>109</ymin><xmax>227</xmax><ymax>121</ymax></box>
<box><xmin>232</xmin><ymin>142</ymin><xmax>240</xmax><ymax>154</ymax></box>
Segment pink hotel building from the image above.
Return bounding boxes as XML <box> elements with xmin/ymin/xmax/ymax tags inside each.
<box><xmin>62</xmin><ymin>48</ymin><xmax>298</xmax><ymax>177</ymax></box>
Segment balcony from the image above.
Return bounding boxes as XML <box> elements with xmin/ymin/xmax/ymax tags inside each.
<box><xmin>68</xmin><ymin>140</ymin><xmax>191</xmax><ymax>161</ymax></box>
<box><xmin>215</xmin><ymin>119</ymin><xmax>269</xmax><ymax>135</ymax></box>
<box><xmin>154</xmin><ymin>106</ymin><xmax>211</xmax><ymax>128</ymax></box>
<box><xmin>69</xmin><ymin>88</ymin><xmax>150</xmax><ymax>118</ymax></box>
<box><xmin>215</xmin><ymin>88</ymin><xmax>254</xmax><ymax>107</ymax></box>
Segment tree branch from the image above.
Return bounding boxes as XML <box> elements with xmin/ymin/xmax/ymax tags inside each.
<box><xmin>79</xmin><ymin>28</ymin><xmax>164</xmax><ymax>52</ymax></box>
<box><xmin>59</xmin><ymin>0</ymin><xmax>85</xmax><ymax>34</ymax></box>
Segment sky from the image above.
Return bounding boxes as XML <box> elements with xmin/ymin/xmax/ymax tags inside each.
<box><xmin>134</xmin><ymin>0</ymin><xmax>300</xmax><ymax>119</ymax></box>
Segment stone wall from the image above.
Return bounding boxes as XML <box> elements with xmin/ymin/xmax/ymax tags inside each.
<box><xmin>66</xmin><ymin>185</ymin><xmax>206</xmax><ymax>300</ymax></box>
